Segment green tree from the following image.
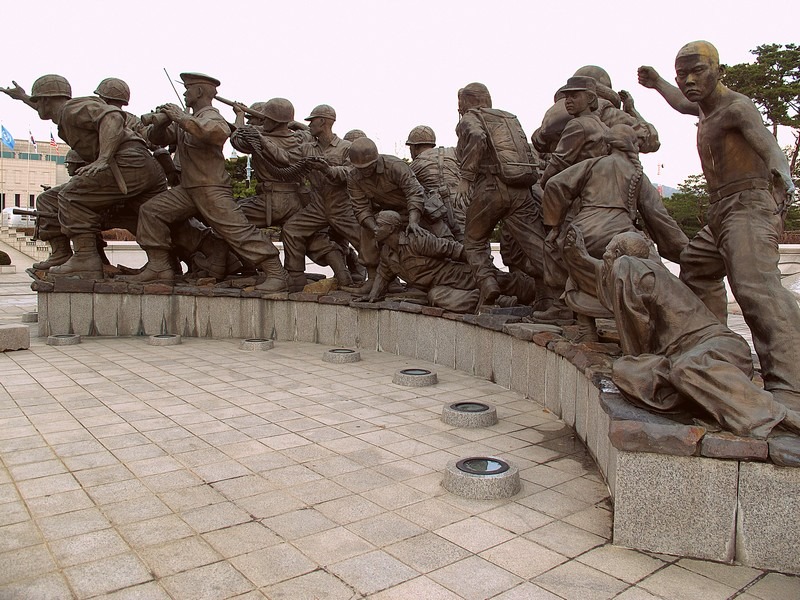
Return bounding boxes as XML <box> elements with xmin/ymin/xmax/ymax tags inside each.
<box><xmin>723</xmin><ymin>43</ymin><xmax>800</xmax><ymax>173</ymax></box>
<box><xmin>225</xmin><ymin>156</ymin><xmax>256</xmax><ymax>199</ymax></box>
<box><xmin>662</xmin><ymin>174</ymin><xmax>709</xmax><ymax>239</ymax></box>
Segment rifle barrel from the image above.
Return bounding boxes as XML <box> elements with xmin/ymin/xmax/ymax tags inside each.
<box><xmin>214</xmin><ymin>95</ymin><xmax>268</xmax><ymax>119</ymax></box>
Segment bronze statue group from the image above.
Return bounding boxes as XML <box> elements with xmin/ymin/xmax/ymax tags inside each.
<box><xmin>4</xmin><ymin>40</ymin><xmax>800</xmax><ymax>441</ymax></box>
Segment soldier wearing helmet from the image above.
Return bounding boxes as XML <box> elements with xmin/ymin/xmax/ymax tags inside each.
<box><xmin>125</xmin><ymin>73</ymin><xmax>287</xmax><ymax>290</ymax></box>
<box><xmin>405</xmin><ymin>125</ymin><xmax>464</xmax><ymax>240</ymax></box>
<box><xmin>0</xmin><ymin>74</ymin><xmax>168</xmax><ymax>278</ymax></box>
<box><xmin>455</xmin><ymin>81</ymin><xmax>551</xmax><ymax>310</ymax></box>
<box><xmin>281</xmin><ymin>104</ymin><xmax>365</xmax><ymax>289</ymax></box>
<box><xmin>346</xmin><ymin>137</ymin><xmax>455</xmax><ymax>293</ymax></box>
<box><xmin>229</xmin><ymin>97</ymin><xmax>346</xmax><ymax>291</ymax></box>
<box><xmin>343</xmin><ymin>129</ymin><xmax>366</xmax><ymax>142</ymax></box>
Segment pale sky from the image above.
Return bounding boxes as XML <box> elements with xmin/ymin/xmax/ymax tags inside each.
<box><xmin>1</xmin><ymin>0</ymin><xmax>796</xmax><ymax>188</ymax></box>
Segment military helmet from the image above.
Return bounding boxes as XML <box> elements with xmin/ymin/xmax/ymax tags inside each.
<box><xmin>573</xmin><ymin>66</ymin><xmax>612</xmax><ymax>90</ymax></box>
<box><xmin>249</xmin><ymin>102</ymin><xmax>268</xmax><ymax>116</ymax></box>
<box><xmin>262</xmin><ymin>98</ymin><xmax>295</xmax><ymax>123</ymax></box>
<box><xmin>94</xmin><ymin>78</ymin><xmax>131</xmax><ymax>105</ymax></box>
<box><xmin>64</xmin><ymin>149</ymin><xmax>85</xmax><ymax>165</ymax></box>
<box><xmin>349</xmin><ymin>137</ymin><xmax>379</xmax><ymax>168</ymax></box>
<box><xmin>304</xmin><ymin>104</ymin><xmax>336</xmax><ymax>121</ymax></box>
<box><xmin>30</xmin><ymin>74</ymin><xmax>72</xmax><ymax>101</ymax></box>
<box><xmin>343</xmin><ymin>129</ymin><xmax>366</xmax><ymax>142</ymax></box>
<box><xmin>405</xmin><ymin>125</ymin><xmax>436</xmax><ymax>146</ymax></box>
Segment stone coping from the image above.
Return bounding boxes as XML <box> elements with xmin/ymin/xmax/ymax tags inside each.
<box><xmin>33</xmin><ymin>284</ymin><xmax>800</xmax><ymax>573</ymax></box>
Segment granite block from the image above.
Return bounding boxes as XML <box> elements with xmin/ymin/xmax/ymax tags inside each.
<box><xmin>356</xmin><ymin>308</ymin><xmax>379</xmax><ymax>351</ymax></box>
<box><xmin>271</xmin><ymin>300</ymin><xmax>294</xmax><ymax>341</ymax></box>
<box><xmin>0</xmin><ymin>324</ymin><xmax>30</xmax><ymax>351</ymax></box>
<box><xmin>395</xmin><ymin>311</ymin><xmax>418</xmax><ymax>358</ymax></box>
<box><xmin>699</xmin><ymin>432</ymin><xmax>768</xmax><ymax>461</ymax></box>
<box><xmin>606</xmin><ymin>444</ymin><xmax>618</xmax><ymax>498</ymax></box>
<box><xmin>510</xmin><ymin>338</ymin><xmax>529</xmax><ymax>397</ymax></box>
<box><xmin>194</xmin><ymin>296</ymin><xmax>213</xmax><ymax>338</ymax></box>
<box><xmin>316</xmin><ymin>304</ymin><xmax>337</xmax><ymax>346</ymax></box>
<box><xmin>576</xmin><ymin>383</ymin><xmax>592</xmax><ymax>441</ymax></box>
<box><xmin>335</xmin><ymin>306</ymin><xmax>358</xmax><ymax>348</ymax></box>
<box><xmin>53</xmin><ymin>277</ymin><xmax>95</xmax><ymax>294</ymax></box>
<box><xmin>543</xmin><ymin>352</ymin><xmax>561</xmax><ymax>416</ymax></box>
<box><xmin>176</xmin><ymin>295</ymin><xmax>198</xmax><ymax>338</ymax></box>
<box><xmin>613</xmin><ymin>451</ymin><xmax>738</xmax><ymax>562</ymax></box>
<box><xmin>474</xmin><ymin>327</ymin><xmax>493</xmax><ymax>381</ymax></box>
<box><xmin>118</xmin><ymin>294</ymin><xmax>142</xmax><ymax>336</ymax></box>
<box><xmin>377</xmin><ymin>309</ymin><xmax>396</xmax><ymax>354</ymax></box>
<box><xmin>737</xmin><ymin>461</ymin><xmax>800</xmax><ymax>574</ymax></box>
<box><xmin>560</xmin><ymin>359</ymin><xmax>578</xmax><ymax>428</ymax></box>
<box><xmin>93</xmin><ymin>293</ymin><xmax>122</xmax><ymax>336</ymax></box>
<box><xmin>69</xmin><ymin>292</ymin><xmax>94</xmax><ymax>336</ymax></box>
<box><xmin>608</xmin><ymin>421</ymin><xmax>706</xmax><ymax>456</ymax></box>
<box><xmin>295</xmin><ymin>302</ymin><xmax>319</xmax><ymax>343</ymax></box>
<box><xmin>236</xmin><ymin>298</ymin><xmax>260</xmax><ymax>339</ymax></box>
<box><xmin>491</xmin><ymin>332</ymin><xmax>512</xmax><ymax>389</ymax></box>
<box><xmin>767</xmin><ymin>434</ymin><xmax>800</xmax><ymax>467</ymax></box>
<box><xmin>431</xmin><ymin>317</ymin><xmax>456</xmax><ymax>369</ymax></box>
<box><xmin>208</xmin><ymin>297</ymin><xmax>238</xmax><ymax>338</ymax></box>
<box><xmin>416</xmin><ymin>315</ymin><xmax>436</xmax><ymax>363</ymax></box>
<box><xmin>527</xmin><ymin>343</ymin><xmax>547</xmax><ymax>406</ymax></box>
<box><xmin>37</xmin><ymin>293</ymin><xmax>48</xmax><ymax>337</ymax></box>
<box><xmin>454</xmin><ymin>322</ymin><xmax>475</xmax><ymax>375</ymax></box>
<box><xmin>47</xmin><ymin>292</ymin><xmax>72</xmax><ymax>335</ymax></box>
<box><xmin>141</xmin><ymin>294</ymin><xmax>171</xmax><ymax>335</ymax></box>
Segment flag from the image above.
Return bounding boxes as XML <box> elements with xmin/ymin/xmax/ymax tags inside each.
<box><xmin>1</xmin><ymin>125</ymin><xmax>14</xmax><ymax>150</ymax></box>
<box><xmin>29</xmin><ymin>131</ymin><xmax>38</xmax><ymax>152</ymax></box>
<box><xmin>50</xmin><ymin>131</ymin><xmax>59</xmax><ymax>154</ymax></box>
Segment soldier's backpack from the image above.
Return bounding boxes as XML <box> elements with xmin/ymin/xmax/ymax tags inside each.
<box><xmin>474</xmin><ymin>108</ymin><xmax>538</xmax><ymax>187</ymax></box>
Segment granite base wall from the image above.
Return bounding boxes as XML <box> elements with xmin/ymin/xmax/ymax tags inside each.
<box><xmin>37</xmin><ymin>291</ymin><xmax>800</xmax><ymax>574</ymax></box>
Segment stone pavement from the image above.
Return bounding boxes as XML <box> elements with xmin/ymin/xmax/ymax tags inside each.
<box><xmin>1</xmin><ymin>239</ymin><xmax>798</xmax><ymax>600</ymax></box>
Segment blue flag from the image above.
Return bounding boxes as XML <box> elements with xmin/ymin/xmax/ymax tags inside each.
<box><xmin>1</xmin><ymin>125</ymin><xmax>14</xmax><ymax>150</ymax></box>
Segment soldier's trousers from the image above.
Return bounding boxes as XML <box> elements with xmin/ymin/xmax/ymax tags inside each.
<box><xmin>679</xmin><ymin>188</ymin><xmax>800</xmax><ymax>403</ymax></box>
<box><xmin>137</xmin><ymin>185</ymin><xmax>279</xmax><ymax>265</ymax></box>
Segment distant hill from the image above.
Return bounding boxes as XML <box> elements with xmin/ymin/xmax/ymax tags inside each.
<box><xmin>653</xmin><ymin>183</ymin><xmax>678</xmax><ymax>198</ymax></box>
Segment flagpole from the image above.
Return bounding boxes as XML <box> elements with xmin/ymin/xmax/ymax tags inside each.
<box><xmin>26</xmin><ymin>128</ymin><xmax>31</xmax><ymax>207</ymax></box>
<box><xmin>0</xmin><ymin>121</ymin><xmax>4</xmax><ymax>210</ymax></box>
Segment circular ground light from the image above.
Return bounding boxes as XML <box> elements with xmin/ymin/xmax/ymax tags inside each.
<box><xmin>441</xmin><ymin>401</ymin><xmax>498</xmax><ymax>428</ymax></box>
<box><xmin>47</xmin><ymin>334</ymin><xmax>81</xmax><ymax>346</ymax></box>
<box><xmin>21</xmin><ymin>312</ymin><xmax>38</xmax><ymax>323</ymax></box>
<box><xmin>323</xmin><ymin>348</ymin><xmax>361</xmax><ymax>363</ymax></box>
<box><xmin>443</xmin><ymin>456</ymin><xmax>521</xmax><ymax>499</ymax></box>
<box><xmin>240</xmin><ymin>338</ymin><xmax>274</xmax><ymax>351</ymax></box>
<box><xmin>147</xmin><ymin>334</ymin><xmax>182</xmax><ymax>346</ymax></box>
<box><xmin>393</xmin><ymin>368</ymin><xmax>438</xmax><ymax>387</ymax></box>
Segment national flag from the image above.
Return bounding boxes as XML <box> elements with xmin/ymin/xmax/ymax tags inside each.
<box><xmin>29</xmin><ymin>131</ymin><xmax>38</xmax><ymax>152</ymax></box>
<box><xmin>1</xmin><ymin>125</ymin><xmax>14</xmax><ymax>150</ymax></box>
<box><xmin>50</xmin><ymin>131</ymin><xmax>59</xmax><ymax>154</ymax></box>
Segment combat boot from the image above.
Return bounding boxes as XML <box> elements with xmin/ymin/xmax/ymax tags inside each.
<box><xmin>531</xmin><ymin>299</ymin><xmax>574</xmax><ymax>325</ymax></box>
<box><xmin>48</xmin><ymin>234</ymin><xmax>104</xmax><ymax>279</ymax></box>
<box><xmin>342</xmin><ymin>266</ymin><xmax>376</xmax><ymax>295</ymax></box>
<box><xmin>477</xmin><ymin>276</ymin><xmax>501</xmax><ymax>306</ymax></box>
<box><xmin>33</xmin><ymin>236</ymin><xmax>72</xmax><ymax>270</ymax></box>
<box><xmin>286</xmin><ymin>271</ymin><xmax>308</xmax><ymax>293</ymax></box>
<box><xmin>573</xmin><ymin>314</ymin><xmax>598</xmax><ymax>343</ymax></box>
<box><xmin>326</xmin><ymin>250</ymin><xmax>353</xmax><ymax>287</ymax></box>
<box><xmin>118</xmin><ymin>249</ymin><xmax>175</xmax><ymax>283</ymax></box>
<box><xmin>196</xmin><ymin>235</ymin><xmax>235</xmax><ymax>280</ymax></box>
<box><xmin>255</xmin><ymin>257</ymin><xmax>289</xmax><ymax>292</ymax></box>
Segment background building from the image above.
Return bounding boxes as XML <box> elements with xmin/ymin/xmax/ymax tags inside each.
<box><xmin>0</xmin><ymin>138</ymin><xmax>70</xmax><ymax>210</ymax></box>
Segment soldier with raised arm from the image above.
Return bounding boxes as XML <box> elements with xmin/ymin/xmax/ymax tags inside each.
<box><xmin>638</xmin><ymin>41</ymin><xmax>800</xmax><ymax>410</ymax></box>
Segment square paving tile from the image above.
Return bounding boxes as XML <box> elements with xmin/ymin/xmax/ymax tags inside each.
<box><xmin>262</xmin><ymin>569</ymin><xmax>356</xmax><ymax>600</ymax></box>
<box><xmin>160</xmin><ymin>561</ymin><xmax>254</xmax><ymax>599</ymax></box>
<box><xmin>139</xmin><ymin>535</ymin><xmax>221</xmax><ymax>578</ymax></box>
<box><xmin>229</xmin><ymin>543</ymin><xmax>317</xmax><ymax>587</ymax></box>
<box><xmin>385</xmin><ymin>532</ymin><xmax>471</xmax><ymax>573</ymax></box>
<box><xmin>64</xmin><ymin>552</ymin><xmax>152</xmax><ymax>599</ymax></box>
<box><xmin>428</xmin><ymin>555</ymin><xmax>523</xmax><ymax>600</ymax></box>
<box><xmin>435</xmin><ymin>516</ymin><xmax>516</xmax><ymax>553</ymax></box>
<box><xmin>49</xmin><ymin>528</ymin><xmax>130</xmax><ymax>568</ymax></box>
<box><xmin>293</xmin><ymin>526</ymin><xmax>375</xmax><ymax>565</ymax></box>
<box><xmin>330</xmin><ymin>549</ymin><xmax>418</xmax><ymax>595</ymax></box>
<box><xmin>202</xmin><ymin>521</ymin><xmax>281</xmax><ymax>558</ymax></box>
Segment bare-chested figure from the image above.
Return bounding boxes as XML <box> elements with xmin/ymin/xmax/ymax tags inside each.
<box><xmin>639</xmin><ymin>41</ymin><xmax>800</xmax><ymax>410</ymax></box>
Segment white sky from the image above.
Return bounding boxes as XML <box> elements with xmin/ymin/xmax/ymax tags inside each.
<box><xmin>1</xmin><ymin>0</ymin><xmax>796</xmax><ymax>188</ymax></box>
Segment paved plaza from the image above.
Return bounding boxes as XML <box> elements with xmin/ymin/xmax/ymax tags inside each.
<box><xmin>1</xmin><ymin>241</ymin><xmax>798</xmax><ymax>599</ymax></box>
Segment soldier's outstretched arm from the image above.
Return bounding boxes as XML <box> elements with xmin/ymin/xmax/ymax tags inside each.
<box><xmin>0</xmin><ymin>81</ymin><xmax>37</xmax><ymax>110</ymax></box>
<box><xmin>637</xmin><ymin>66</ymin><xmax>699</xmax><ymax>116</ymax></box>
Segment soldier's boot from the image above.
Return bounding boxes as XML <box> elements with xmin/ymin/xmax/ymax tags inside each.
<box><xmin>196</xmin><ymin>236</ymin><xmax>237</xmax><ymax>280</ymax></box>
<box><xmin>496</xmin><ymin>295</ymin><xmax>518</xmax><ymax>308</ymax></box>
<box><xmin>48</xmin><ymin>234</ymin><xmax>104</xmax><ymax>279</ymax></box>
<box><xmin>286</xmin><ymin>271</ymin><xmax>308</xmax><ymax>293</ymax></box>
<box><xmin>32</xmin><ymin>236</ymin><xmax>72</xmax><ymax>270</ymax></box>
<box><xmin>574</xmin><ymin>314</ymin><xmax>599</xmax><ymax>343</ymax></box>
<box><xmin>477</xmin><ymin>276</ymin><xmax>501</xmax><ymax>307</ymax></box>
<box><xmin>118</xmin><ymin>249</ymin><xmax>175</xmax><ymax>283</ymax></box>
<box><xmin>255</xmin><ymin>257</ymin><xmax>289</xmax><ymax>292</ymax></box>
<box><xmin>531</xmin><ymin>298</ymin><xmax>574</xmax><ymax>325</ymax></box>
<box><xmin>346</xmin><ymin>246</ymin><xmax>367</xmax><ymax>283</ymax></box>
<box><xmin>342</xmin><ymin>266</ymin><xmax>376</xmax><ymax>294</ymax></box>
<box><xmin>326</xmin><ymin>250</ymin><xmax>353</xmax><ymax>287</ymax></box>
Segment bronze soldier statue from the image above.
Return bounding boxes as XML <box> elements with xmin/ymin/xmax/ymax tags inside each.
<box><xmin>129</xmin><ymin>73</ymin><xmax>287</xmax><ymax>290</ymax></box>
<box><xmin>406</xmin><ymin>125</ymin><xmax>465</xmax><ymax>241</ymax></box>
<box><xmin>639</xmin><ymin>41</ymin><xmax>800</xmax><ymax>411</ymax></box>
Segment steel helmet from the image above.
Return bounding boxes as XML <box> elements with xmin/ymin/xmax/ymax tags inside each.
<box><xmin>343</xmin><ymin>129</ymin><xmax>366</xmax><ymax>142</ymax></box>
<box><xmin>30</xmin><ymin>74</ymin><xmax>72</xmax><ymax>101</ymax></box>
<box><xmin>262</xmin><ymin>98</ymin><xmax>295</xmax><ymax>123</ymax></box>
<box><xmin>64</xmin><ymin>149</ymin><xmax>85</xmax><ymax>165</ymax></box>
<box><xmin>349</xmin><ymin>137</ymin><xmax>379</xmax><ymax>168</ymax></box>
<box><xmin>304</xmin><ymin>104</ymin><xmax>336</xmax><ymax>121</ymax></box>
<box><xmin>405</xmin><ymin>125</ymin><xmax>436</xmax><ymax>146</ymax></box>
<box><xmin>94</xmin><ymin>78</ymin><xmax>131</xmax><ymax>105</ymax></box>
